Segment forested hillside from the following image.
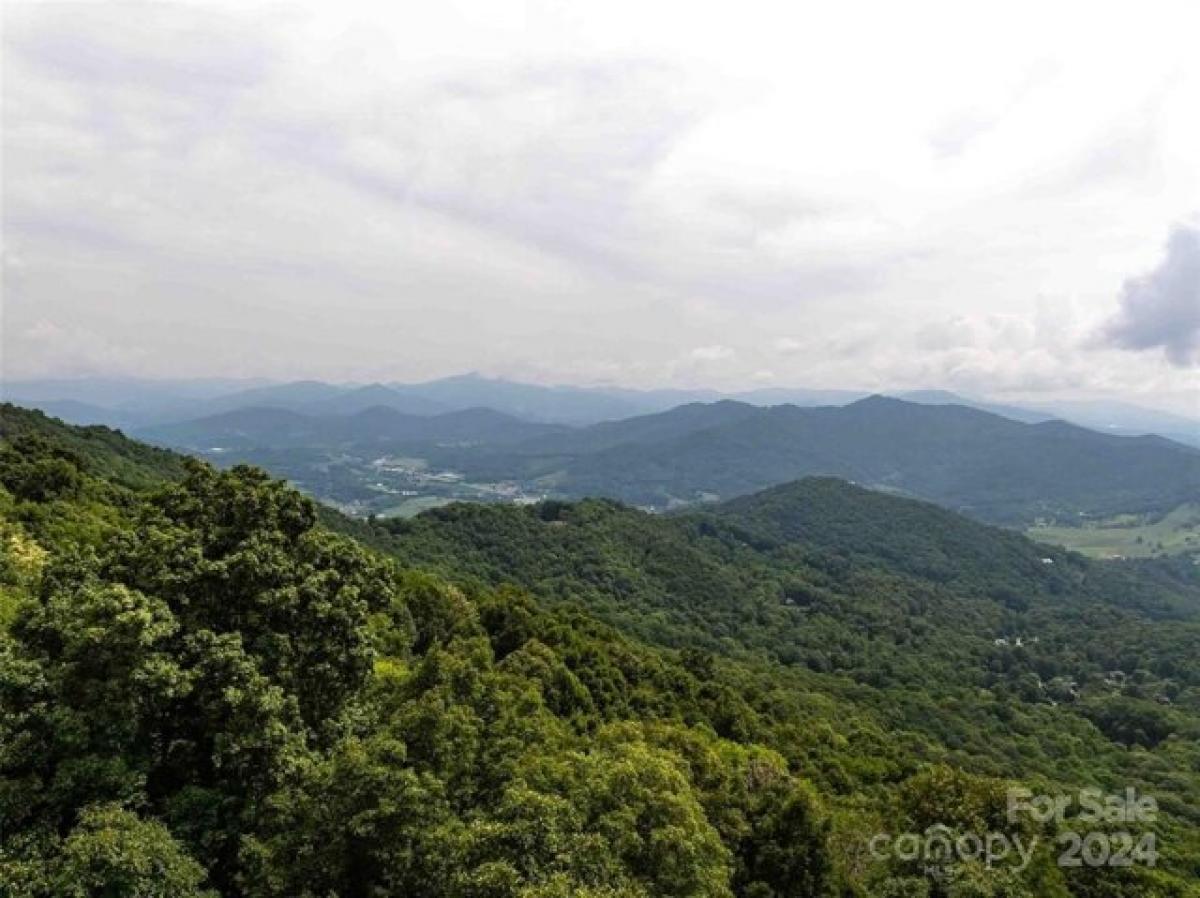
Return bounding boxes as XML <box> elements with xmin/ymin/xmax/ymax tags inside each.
<box><xmin>369</xmin><ymin>481</ymin><xmax>1200</xmax><ymax>734</ymax></box>
<box><xmin>138</xmin><ymin>404</ymin><xmax>566</xmax><ymax>451</ymax></box>
<box><xmin>0</xmin><ymin>404</ymin><xmax>187</xmax><ymax>489</ymax></box>
<box><xmin>2</xmin><ymin>404</ymin><xmax>1198</xmax><ymax>897</ymax></box>
<box><xmin>511</xmin><ymin>397</ymin><xmax>1200</xmax><ymax>522</ymax></box>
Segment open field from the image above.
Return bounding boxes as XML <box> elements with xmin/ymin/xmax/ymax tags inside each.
<box><xmin>1028</xmin><ymin>502</ymin><xmax>1200</xmax><ymax>558</ymax></box>
<box><xmin>377</xmin><ymin>495</ymin><xmax>458</xmax><ymax>518</ymax></box>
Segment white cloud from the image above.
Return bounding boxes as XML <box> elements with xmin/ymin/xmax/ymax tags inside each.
<box><xmin>690</xmin><ymin>345</ymin><xmax>735</xmax><ymax>362</ymax></box>
<box><xmin>14</xmin><ymin>320</ymin><xmax>150</xmax><ymax>378</ymax></box>
<box><xmin>773</xmin><ymin>337</ymin><xmax>803</xmax><ymax>354</ymax></box>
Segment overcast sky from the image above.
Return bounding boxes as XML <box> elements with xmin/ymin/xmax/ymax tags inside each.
<box><xmin>3</xmin><ymin>1</ymin><xmax>1198</xmax><ymax>412</ymax></box>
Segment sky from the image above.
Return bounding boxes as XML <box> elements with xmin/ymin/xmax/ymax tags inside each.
<box><xmin>2</xmin><ymin>0</ymin><xmax>1198</xmax><ymax>414</ymax></box>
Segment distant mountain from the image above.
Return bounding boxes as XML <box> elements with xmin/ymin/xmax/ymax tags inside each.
<box><xmin>6</xmin><ymin>398</ymin><xmax>142</xmax><ymax>431</ymax></box>
<box><xmin>531</xmin><ymin>399</ymin><xmax>761</xmax><ymax>455</ymax></box>
<box><xmin>140</xmin><ymin>392</ymin><xmax>1200</xmax><ymax>523</ymax></box>
<box><xmin>893</xmin><ymin>390</ymin><xmax>1200</xmax><ymax>446</ymax></box>
<box><xmin>516</xmin><ymin>396</ymin><xmax>1200</xmax><ymax>522</ymax></box>
<box><xmin>1</xmin><ymin>376</ymin><xmax>265</xmax><ymax>407</ymax></box>
<box><xmin>138</xmin><ymin>404</ymin><xmax>566</xmax><ymax>452</ymax></box>
<box><xmin>731</xmin><ymin>387</ymin><xmax>872</xmax><ymax>406</ymax></box>
<box><xmin>302</xmin><ymin>383</ymin><xmax>449</xmax><ymax>417</ymax></box>
<box><xmin>326</xmin><ymin>405</ymin><xmax>565</xmax><ymax>447</ymax></box>
<box><xmin>9</xmin><ymin>374</ymin><xmax>1197</xmax><ymax>441</ymax></box>
<box><xmin>138</xmin><ymin>406</ymin><xmax>321</xmax><ymax>450</ymax></box>
<box><xmin>893</xmin><ymin>390</ymin><xmax>1053</xmax><ymax>424</ymax></box>
<box><xmin>190</xmin><ymin>375</ymin><xmax>717</xmax><ymax>425</ymax></box>
<box><xmin>1020</xmin><ymin>398</ymin><xmax>1200</xmax><ymax>447</ymax></box>
<box><xmin>201</xmin><ymin>380</ymin><xmax>352</xmax><ymax>412</ymax></box>
<box><xmin>383</xmin><ymin>373</ymin><xmax>692</xmax><ymax>425</ymax></box>
<box><xmin>2</xmin><ymin>377</ymin><xmax>274</xmax><ymax>430</ymax></box>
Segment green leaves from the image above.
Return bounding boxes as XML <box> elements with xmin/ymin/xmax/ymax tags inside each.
<box><xmin>0</xmin><ymin>460</ymin><xmax>381</xmax><ymax>891</ymax></box>
<box><xmin>0</xmin><ymin>435</ymin><xmax>84</xmax><ymax>504</ymax></box>
<box><xmin>52</xmin><ymin>804</ymin><xmax>214</xmax><ymax>898</ymax></box>
<box><xmin>242</xmin><ymin>734</ymin><xmax>449</xmax><ymax>897</ymax></box>
<box><xmin>425</xmin><ymin>730</ymin><xmax>735</xmax><ymax>898</ymax></box>
<box><xmin>104</xmin><ymin>463</ymin><xmax>400</xmax><ymax>733</ymax></box>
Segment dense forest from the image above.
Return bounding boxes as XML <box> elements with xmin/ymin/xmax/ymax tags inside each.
<box><xmin>1</xmin><ymin>404</ymin><xmax>1197</xmax><ymax>897</ymax></box>
<box><xmin>495</xmin><ymin>397</ymin><xmax>1200</xmax><ymax>522</ymax></box>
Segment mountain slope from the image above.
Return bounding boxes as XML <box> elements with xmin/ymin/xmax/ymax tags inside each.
<box><xmin>894</xmin><ymin>389</ymin><xmax>1054</xmax><ymax>423</ymax></box>
<box><xmin>385</xmin><ymin>373</ymin><xmax>722</xmax><ymax>424</ymax></box>
<box><xmin>5</xmin><ymin>398</ymin><xmax>143</xmax><ymax>430</ymax></box>
<box><xmin>200</xmin><ymin>379</ymin><xmax>351</xmax><ymax>412</ymax></box>
<box><xmin>137</xmin><ymin>403</ymin><xmax>568</xmax><ymax>451</ymax></box>
<box><xmin>303</xmin><ymin>383</ymin><xmax>450</xmax><ymax>417</ymax></box>
<box><xmin>362</xmin><ymin>475</ymin><xmax>1200</xmax><ymax>857</ymax></box>
<box><xmin>0</xmin><ymin>403</ymin><xmax>187</xmax><ymax>488</ymax></box>
<box><xmin>375</xmin><ymin>478</ymin><xmax>1200</xmax><ymax>656</ymax></box>
<box><xmin>1023</xmin><ymin>398</ymin><xmax>1200</xmax><ymax>447</ymax></box>
<box><xmin>544</xmin><ymin>396</ymin><xmax>1200</xmax><ymax>522</ymax></box>
<box><xmin>137</xmin><ymin>405</ymin><xmax>321</xmax><ymax>450</ymax></box>
<box><xmin>4</xmin><ymin>408</ymin><xmax>1200</xmax><ymax>895</ymax></box>
<box><xmin>708</xmin><ymin>477</ymin><xmax>1067</xmax><ymax>588</ymax></box>
<box><xmin>731</xmin><ymin>387</ymin><xmax>872</xmax><ymax>406</ymax></box>
<box><xmin>528</xmin><ymin>399</ymin><xmax>763</xmax><ymax>455</ymax></box>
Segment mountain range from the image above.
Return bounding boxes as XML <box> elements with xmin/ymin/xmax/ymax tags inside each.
<box><xmin>122</xmin><ymin>391</ymin><xmax>1200</xmax><ymax>527</ymax></box>
<box><xmin>491</xmin><ymin>396</ymin><xmax>1200</xmax><ymax>522</ymax></box>
<box><xmin>137</xmin><ymin>403</ymin><xmax>566</xmax><ymax>451</ymax></box>
<box><xmin>6</xmin><ymin>373</ymin><xmax>1196</xmax><ymax>444</ymax></box>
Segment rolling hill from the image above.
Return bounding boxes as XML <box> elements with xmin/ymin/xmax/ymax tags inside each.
<box><xmin>513</xmin><ymin>396</ymin><xmax>1200</xmax><ymax>522</ymax></box>
<box><xmin>529</xmin><ymin>399</ymin><xmax>763</xmax><ymax>455</ymax></box>
<box><xmin>0</xmin><ymin>403</ymin><xmax>187</xmax><ymax>488</ymax></box>
<box><xmin>382</xmin><ymin>372</ymin><xmax>717</xmax><ymax>424</ymax></box>
<box><xmin>137</xmin><ymin>403</ymin><xmax>567</xmax><ymax>451</ymax></box>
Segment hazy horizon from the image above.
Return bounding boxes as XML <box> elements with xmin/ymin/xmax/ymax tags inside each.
<box><xmin>5</xmin><ymin>370</ymin><xmax>1198</xmax><ymax>423</ymax></box>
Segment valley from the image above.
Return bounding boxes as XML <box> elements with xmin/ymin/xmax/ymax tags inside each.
<box><xmin>76</xmin><ymin>383</ymin><xmax>1197</xmax><ymax>555</ymax></box>
<box><xmin>1028</xmin><ymin>502</ymin><xmax>1200</xmax><ymax>559</ymax></box>
<box><xmin>196</xmin><ymin>446</ymin><xmax>548</xmax><ymax>519</ymax></box>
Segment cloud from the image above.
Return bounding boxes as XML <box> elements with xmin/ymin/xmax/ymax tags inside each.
<box><xmin>773</xmin><ymin>337</ymin><xmax>803</xmax><ymax>354</ymax></box>
<box><xmin>297</xmin><ymin>57</ymin><xmax>706</xmax><ymax>279</ymax></box>
<box><xmin>926</xmin><ymin>59</ymin><xmax>1060</xmax><ymax>158</ymax></box>
<box><xmin>7</xmin><ymin>3</ymin><xmax>271</xmax><ymax>91</ymax></box>
<box><xmin>914</xmin><ymin>317</ymin><xmax>981</xmax><ymax>351</ymax></box>
<box><xmin>690</xmin><ymin>345</ymin><xmax>735</xmax><ymax>362</ymax></box>
<box><xmin>1095</xmin><ymin>223</ymin><xmax>1200</xmax><ymax>366</ymax></box>
<box><xmin>14</xmin><ymin>320</ymin><xmax>149</xmax><ymax>378</ymax></box>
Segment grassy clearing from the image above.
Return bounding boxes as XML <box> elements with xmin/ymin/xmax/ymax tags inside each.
<box><xmin>377</xmin><ymin>495</ymin><xmax>458</xmax><ymax>519</ymax></box>
<box><xmin>1028</xmin><ymin>502</ymin><xmax>1200</xmax><ymax>558</ymax></box>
